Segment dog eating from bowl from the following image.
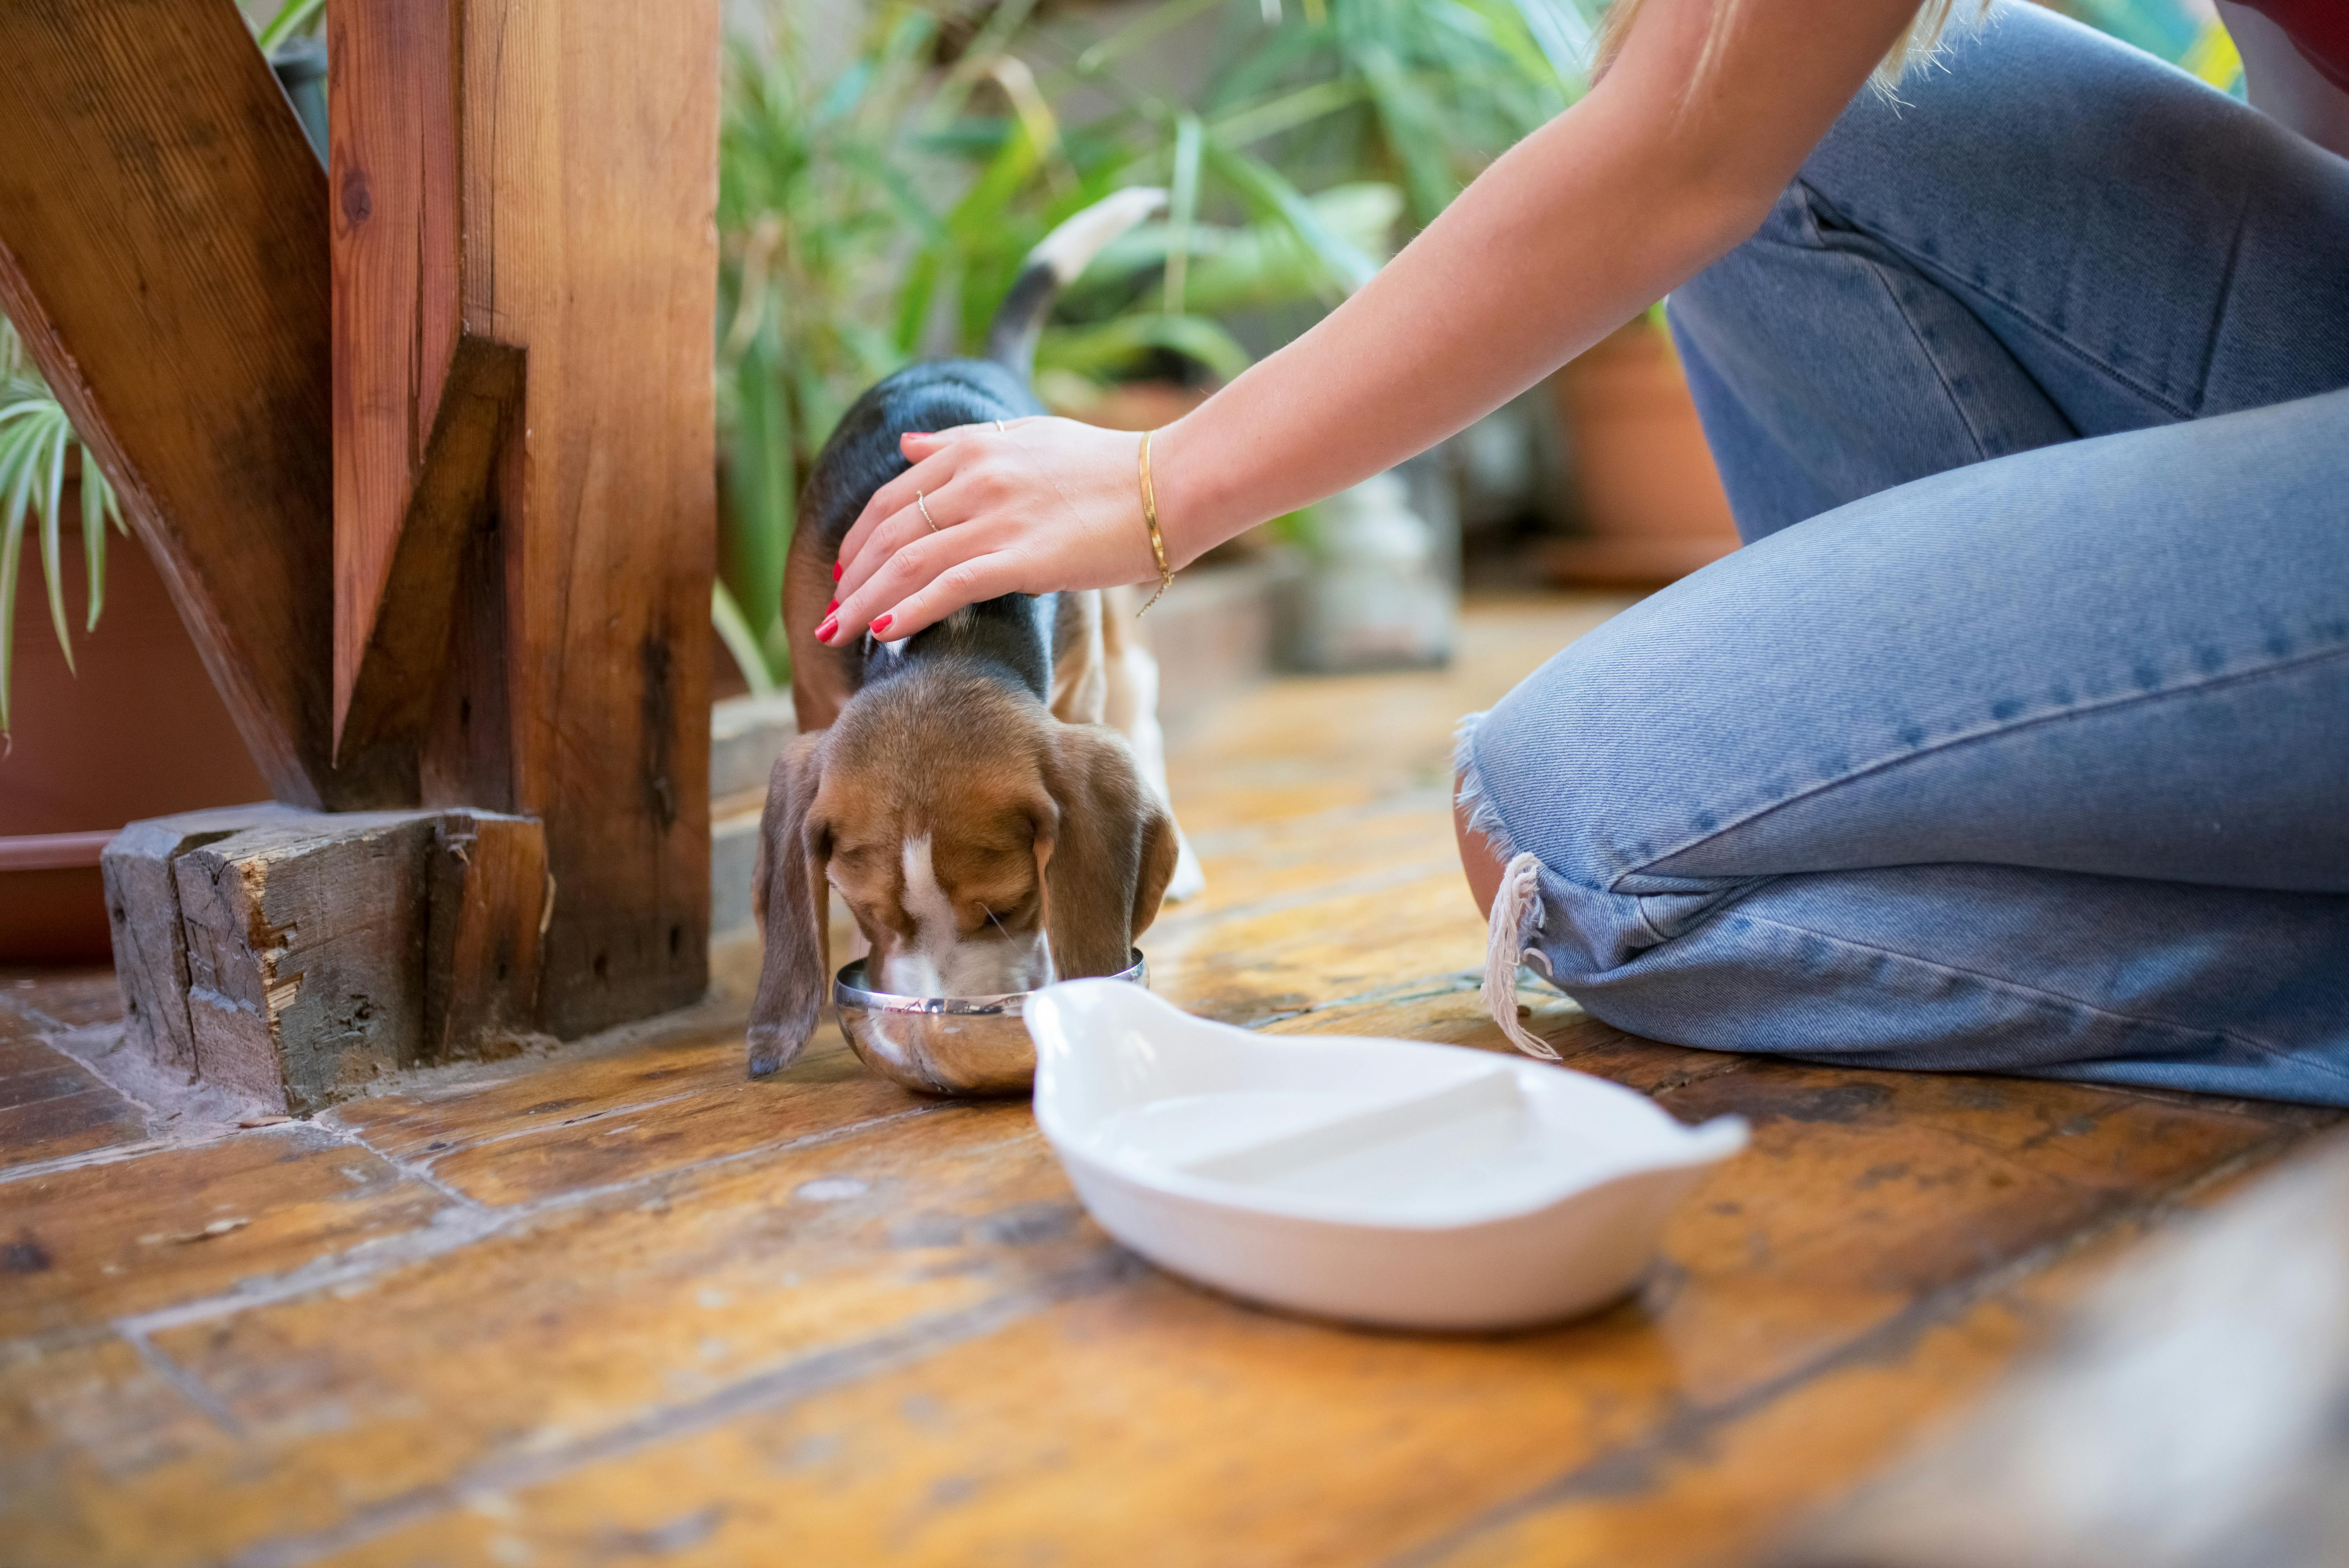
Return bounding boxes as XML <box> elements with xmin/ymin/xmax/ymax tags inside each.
<box><xmin>747</xmin><ymin>188</ymin><xmax>1202</xmax><ymax>1079</ymax></box>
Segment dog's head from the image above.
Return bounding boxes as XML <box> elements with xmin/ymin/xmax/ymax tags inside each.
<box><xmin>746</xmin><ymin>666</ymin><xmax>1177</xmax><ymax>1077</ymax></box>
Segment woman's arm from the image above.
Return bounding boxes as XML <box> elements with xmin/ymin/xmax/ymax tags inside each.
<box><xmin>2217</xmin><ymin>0</ymin><xmax>2349</xmax><ymax>158</ymax></box>
<box><xmin>825</xmin><ymin>0</ymin><xmax>1920</xmax><ymax>646</ymax></box>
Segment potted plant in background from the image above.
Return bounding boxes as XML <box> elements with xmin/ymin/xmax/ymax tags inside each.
<box><xmin>709</xmin><ymin>0</ymin><xmax>1606</xmax><ymax>702</ymax></box>
<box><xmin>0</xmin><ymin>320</ymin><xmax>268</xmax><ymax>963</ymax></box>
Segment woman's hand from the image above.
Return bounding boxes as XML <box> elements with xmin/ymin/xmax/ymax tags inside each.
<box><xmin>819</xmin><ymin>417</ymin><xmax>1163</xmax><ymax>645</ymax></box>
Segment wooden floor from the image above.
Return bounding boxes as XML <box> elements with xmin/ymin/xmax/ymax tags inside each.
<box><xmin>4</xmin><ymin>595</ymin><xmax>2339</xmax><ymax>1568</ymax></box>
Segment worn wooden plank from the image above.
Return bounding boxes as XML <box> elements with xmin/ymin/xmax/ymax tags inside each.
<box><xmin>9</xmin><ymin>1109</ymin><xmax>1101</xmax><ymax>1566</ymax></box>
<box><xmin>12</xmin><ymin>995</ymin><xmax>2315</xmax><ymax>1567</ymax></box>
<box><xmin>0</xmin><ymin>0</ymin><xmax>407</xmax><ymax>809</ymax></box>
<box><xmin>322</xmin><ymin>1024</ymin><xmax>914</xmax><ymax>1208</ymax></box>
<box><xmin>100</xmin><ymin>805</ymin><xmax>299</xmax><ymax>1083</ymax></box>
<box><xmin>0</xmin><ymin>1022</ymin><xmax>145</xmax><ymax>1174</ymax></box>
<box><xmin>4</xmin><ymin>597</ymin><xmax>2341</xmax><ymax>1568</ymax></box>
<box><xmin>0</xmin><ymin>971</ymin><xmax>125</xmax><ymax>1032</ymax></box>
<box><xmin>0</xmin><ymin>1123</ymin><xmax>447</xmax><ymax>1341</ymax></box>
<box><xmin>0</xmin><ymin>1335</ymin><xmax>223</xmax><ymax>1568</ymax></box>
<box><xmin>271</xmin><ymin>1105</ymin><xmax>2309</xmax><ymax>1568</ymax></box>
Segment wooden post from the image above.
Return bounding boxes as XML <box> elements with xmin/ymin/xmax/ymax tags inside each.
<box><xmin>333</xmin><ymin>0</ymin><xmax>719</xmax><ymax>1036</ymax></box>
<box><xmin>4</xmin><ymin>0</ymin><xmax>715</xmax><ymax>1063</ymax></box>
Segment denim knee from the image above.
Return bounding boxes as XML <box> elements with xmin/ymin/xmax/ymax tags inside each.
<box><xmin>1454</xmin><ymin>617</ymin><xmax>1760</xmax><ymax>985</ymax></box>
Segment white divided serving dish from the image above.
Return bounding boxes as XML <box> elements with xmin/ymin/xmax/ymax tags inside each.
<box><xmin>1024</xmin><ymin>980</ymin><xmax>1747</xmax><ymax>1331</ymax></box>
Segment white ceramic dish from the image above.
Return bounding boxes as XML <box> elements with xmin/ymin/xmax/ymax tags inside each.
<box><xmin>1024</xmin><ymin>980</ymin><xmax>1747</xmax><ymax>1331</ymax></box>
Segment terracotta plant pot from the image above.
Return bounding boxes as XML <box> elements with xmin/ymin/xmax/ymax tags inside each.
<box><xmin>1542</xmin><ymin>318</ymin><xmax>1742</xmax><ymax>586</ymax></box>
<box><xmin>0</xmin><ymin>508</ymin><xmax>268</xmax><ymax>962</ymax></box>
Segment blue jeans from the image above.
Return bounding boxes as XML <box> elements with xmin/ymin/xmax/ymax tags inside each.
<box><xmin>1459</xmin><ymin>4</ymin><xmax>2349</xmax><ymax>1105</ymax></box>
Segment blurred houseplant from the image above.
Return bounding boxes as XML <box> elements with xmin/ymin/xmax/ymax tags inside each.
<box><xmin>710</xmin><ymin>0</ymin><xmax>1600</xmax><ymax>693</ymax></box>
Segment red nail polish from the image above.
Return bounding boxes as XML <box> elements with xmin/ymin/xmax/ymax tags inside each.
<box><xmin>831</xmin><ymin>562</ymin><xmax>843</xmax><ymax>583</ymax></box>
<box><xmin>825</xmin><ymin>599</ymin><xmax>838</xmax><ymax>614</ymax></box>
<box><xmin>872</xmin><ymin>613</ymin><xmax>894</xmax><ymax>636</ymax></box>
<box><xmin>816</xmin><ymin>614</ymin><xmax>838</xmax><ymax>642</ymax></box>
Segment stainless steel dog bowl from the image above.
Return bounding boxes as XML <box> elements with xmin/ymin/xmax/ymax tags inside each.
<box><xmin>833</xmin><ymin>951</ymin><xmax>1148</xmax><ymax>1097</ymax></box>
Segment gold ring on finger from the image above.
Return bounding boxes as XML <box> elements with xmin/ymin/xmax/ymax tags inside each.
<box><xmin>916</xmin><ymin>490</ymin><xmax>940</xmax><ymax>533</ymax></box>
<box><xmin>994</xmin><ymin>419</ymin><xmax>1006</xmax><ymax>433</ymax></box>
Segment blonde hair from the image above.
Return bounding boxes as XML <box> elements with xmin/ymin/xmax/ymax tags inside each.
<box><xmin>1599</xmin><ymin>0</ymin><xmax>1990</xmax><ymax>97</ymax></box>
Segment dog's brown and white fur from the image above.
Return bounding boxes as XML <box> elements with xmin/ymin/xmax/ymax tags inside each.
<box><xmin>747</xmin><ymin>190</ymin><xmax>1201</xmax><ymax>1077</ymax></box>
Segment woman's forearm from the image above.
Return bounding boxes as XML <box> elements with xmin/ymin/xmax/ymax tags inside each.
<box><xmin>823</xmin><ymin>0</ymin><xmax>1919</xmax><ymax>645</ymax></box>
<box><xmin>1152</xmin><ymin>0</ymin><xmax>1918</xmax><ymax>564</ymax></box>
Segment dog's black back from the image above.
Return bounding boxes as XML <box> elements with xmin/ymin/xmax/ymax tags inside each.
<box><xmin>799</xmin><ymin>356</ymin><xmax>1055</xmax><ymax>703</ymax></box>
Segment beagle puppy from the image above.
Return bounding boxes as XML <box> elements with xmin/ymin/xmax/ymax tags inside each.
<box><xmin>748</xmin><ymin>189</ymin><xmax>1202</xmax><ymax>1078</ymax></box>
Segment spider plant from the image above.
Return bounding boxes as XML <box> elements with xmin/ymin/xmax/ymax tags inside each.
<box><xmin>0</xmin><ymin>317</ymin><xmax>126</xmax><ymax>740</ymax></box>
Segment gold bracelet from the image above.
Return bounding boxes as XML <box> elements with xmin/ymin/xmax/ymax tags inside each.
<box><xmin>1137</xmin><ymin>429</ymin><xmax>1173</xmax><ymax>613</ymax></box>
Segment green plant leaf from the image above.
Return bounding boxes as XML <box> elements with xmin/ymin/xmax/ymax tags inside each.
<box><xmin>711</xmin><ymin>581</ymin><xmax>779</xmax><ymax>699</ymax></box>
<box><xmin>1201</xmin><ymin>141</ymin><xmax>1378</xmax><ymax>296</ymax></box>
<box><xmin>81</xmin><ymin>444</ymin><xmax>107</xmax><ymax>632</ymax></box>
<box><xmin>1163</xmin><ymin>113</ymin><xmax>1204</xmax><ymax>314</ymax></box>
<box><xmin>255</xmin><ymin>0</ymin><xmax>326</xmax><ymax>52</ymax></box>
<box><xmin>1077</xmin><ymin>0</ymin><xmax>1232</xmax><ymax>76</ymax></box>
<box><xmin>1352</xmin><ymin>40</ymin><xmax>1459</xmax><ymax>223</ymax></box>
<box><xmin>1038</xmin><ymin>313</ymin><xmax>1254</xmax><ymax>382</ymax></box>
<box><xmin>37</xmin><ymin>416</ymin><xmax>71</xmax><ymax>674</ymax></box>
<box><xmin>1204</xmin><ymin>79</ymin><xmax>1366</xmax><ymax>149</ymax></box>
<box><xmin>0</xmin><ymin>418</ymin><xmax>42</xmax><ymax>737</ymax></box>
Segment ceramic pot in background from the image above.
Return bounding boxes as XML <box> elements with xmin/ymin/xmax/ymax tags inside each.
<box><xmin>0</xmin><ymin>508</ymin><xmax>268</xmax><ymax>962</ymax></box>
<box><xmin>1543</xmin><ymin>318</ymin><xmax>1743</xmax><ymax>586</ymax></box>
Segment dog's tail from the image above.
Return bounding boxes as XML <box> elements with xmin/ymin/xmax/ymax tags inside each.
<box><xmin>983</xmin><ymin>186</ymin><xmax>1168</xmax><ymax>378</ymax></box>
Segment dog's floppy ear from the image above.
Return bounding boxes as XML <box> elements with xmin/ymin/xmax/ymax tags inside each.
<box><xmin>1035</xmin><ymin>725</ymin><xmax>1178</xmax><ymax>979</ymax></box>
<box><xmin>749</xmin><ymin>732</ymin><xmax>832</xmax><ymax>1077</ymax></box>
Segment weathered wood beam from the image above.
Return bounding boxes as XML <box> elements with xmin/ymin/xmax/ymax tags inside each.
<box><xmin>451</xmin><ymin>0</ymin><xmax>721</xmax><ymax>1034</ymax></box>
<box><xmin>331</xmin><ymin>0</ymin><xmax>718</xmax><ymax>1036</ymax></box>
<box><xmin>329</xmin><ymin>0</ymin><xmax>465</xmax><ymax>750</ymax></box>
<box><xmin>0</xmin><ymin>0</ymin><xmax>409</xmax><ymax>809</ymax></box>
<box><xmin>334</xmin><ymin>334</ymin><xmax>524</xmax><ymax>758</ymax></box>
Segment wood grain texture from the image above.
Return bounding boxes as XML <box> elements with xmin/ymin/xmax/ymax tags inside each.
<box><xmin>461</xmin><ymin>0</ymin><xmax>721</xmax><ymax>1037</ymax></box>
<box><xmin>328</xmin><ymin>0</ymin><xmax>718</xmax><ymax>1039</ymax></box>
<box><xmin>333</xmin><ymin>335</ymin><xmax>524</xmax><ymax>757</ymax></box>
<box><xmin>328</xmin><ymin>0</ymin><xmax>463</xmax><ymax>744</ymax></box>
<box><xmin>0</xmin><ymin>0</ymin><xmax>407</xmax><ymax>809</ymax></box>
<box><xmin>422</xmin><ymin>809</ymin><xmax>549</xmax><ymax>1063</ymax></box>
<box><xmin>0</xmin><ymin>599</ymin><xmax>2337</xmax><ymax>1568</ymax></box>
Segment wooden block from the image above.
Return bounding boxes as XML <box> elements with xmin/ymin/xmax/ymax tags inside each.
<box><xmin>105</xmin><ymin>806</ymin><xmax>549</xmax><ymax>1115</ymax></box>
<box><xmin>0</xmin><ymin>0</ymin><xmax>408</xmax><ymax>809</ymax></box>
<box><xmin>101</xmin><ymin>804</ymin><xmax>300</xmax><ymax>1080</ymax></box>
<box><xmin>172</xmin><ymin>812</ymin><xmax>442</xmax><ymax>1111</ymax></box>
<box><xmin>422</xmin><ymin>809</ymin><xmax>550</xmax><ymax>1063</ymax></box>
